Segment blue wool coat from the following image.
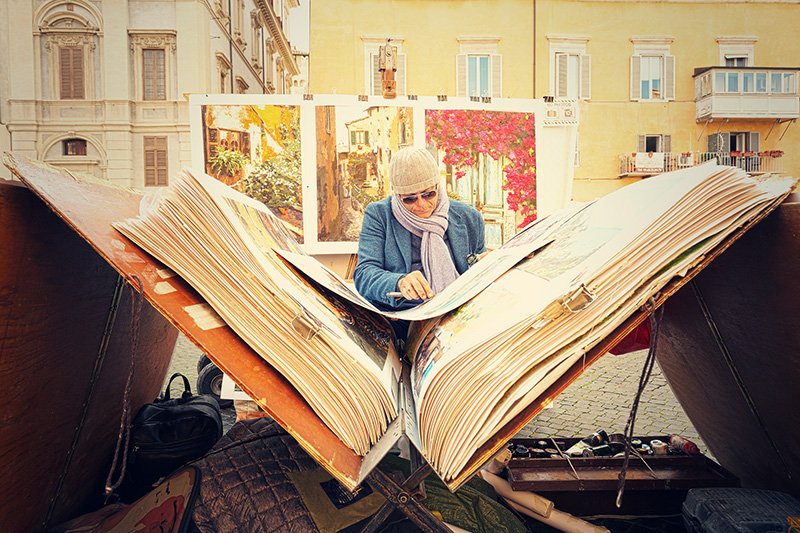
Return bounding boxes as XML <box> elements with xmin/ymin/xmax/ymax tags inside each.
<box><xmin>354</xmin><ymin>197</ymin><xmax>486</xmax><ymax>310</ymax></box>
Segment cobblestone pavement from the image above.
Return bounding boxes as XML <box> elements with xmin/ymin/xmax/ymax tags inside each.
<box><xmin>167</xmin><ymin>334</ymin><xmax>706</xmax><ymax>453</ymax></box>
<box><xmin>519</xmin><ymin>349</ymin><xmax>707</xmax><ymax>454</ymax></box>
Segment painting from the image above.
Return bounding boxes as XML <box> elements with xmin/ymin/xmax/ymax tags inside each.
<box><xmin>200</xmin><ymin>103</ymin><xmax>304</xmax><ymax>241</ymax></box>
<box><xmin>315</xmin><ymin>104</ymin><xmax>414</xmax><ymax>243</ymax></box>
<box><xmin>425</xmin><ymin>108</ymin><xmax>537</xmax><ymax>249</ymax></box>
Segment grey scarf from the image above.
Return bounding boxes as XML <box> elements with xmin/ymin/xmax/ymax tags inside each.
<box><xmin>390</xmin><ymin>186</ymin><xmax>459</xmax><ymax>294</ymax></box>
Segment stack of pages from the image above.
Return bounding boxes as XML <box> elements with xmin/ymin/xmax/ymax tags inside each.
<box><xmin>115</xmin><ymin>162</ymin><xmax>793</xmax><ymax>483</ymax></box>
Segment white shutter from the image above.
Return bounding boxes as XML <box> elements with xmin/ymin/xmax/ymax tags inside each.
<box><xmin>456</xmin><ymin>54</ymin><xmax>466</xmax><ymax>97</ymax></box>
<box><xmin>371</xmin><ymin>53</ymin><xmax>381</xmax><ymax>95</ymax></box>
<box><xmin>637</xmin><ymin>135</ymin><xmax>646</xmax><ymax>152</ymax></box>
<box><xmin>721</xmin><ymin>132</ymin><xmax>731</xmax><ymax>152</ymax></box>
<box><xmin>662</xmin><ymin>134</ymin><xmax>672</xmax><ymax>153</ymax></box>
<box><xmin>664</xmin><ymin>55</ymin><xmax>675</xmax><ymax>100</ymax></box>
<box><xmin>491</xmin><ymin>54</ymin><xmax>502</xmax><ymax>98</ymax></box>
<box><xmin>749</xmin><ymin>132</ymin><xmax>760</xmax><ymax>152</ymax></box>
<box><xmin>556</xmin><ymin>53</ymin><xmax>568</xmax><ymax>97</ymax></box>
<box><xmin>630</xmin><ymin>55</ymin><xmax>641</xmax><ymax>100</ymax></box>
<box><xmin>580</xmin><ymin>54</ymin><xmax>591</xmax><ymax>100</ymax></box>
<box><xmin>396</xmin><ymin>53</ymin><xmax>406</xmax><ymax>96</ymax></box>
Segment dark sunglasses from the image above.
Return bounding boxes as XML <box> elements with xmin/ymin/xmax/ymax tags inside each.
<box><xmin>401</xmin><ymin>189</ymin><xmax>437</xmax><ymax>204</ymax></box>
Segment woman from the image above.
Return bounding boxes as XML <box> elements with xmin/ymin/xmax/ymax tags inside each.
<box><xmin>354</xmin><ymin>146</ymin><xmax>486</xmax><ymax>330</ymax></box>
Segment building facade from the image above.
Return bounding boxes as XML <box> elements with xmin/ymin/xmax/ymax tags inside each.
<box><xmin>0</xmin><ymin>0</ymin><xmax>299</xmax><ymax>186</ymax></box>
<box><xmin>309</xmin><ymin>0</ymin><xmax>800</xmax><ymax>201</ymax></box>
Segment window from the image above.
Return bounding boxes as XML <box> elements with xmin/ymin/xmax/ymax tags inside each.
<box><xmin>63</xmin><ymin>139</ymin><xmax>87</xmax><ymax>156</ymax></box>
<box><xmin>717</xmin><ymin>37</ymin><xmax>756</xmax><ymax>66</ymax></box>
<box><xmin>756</xmin><ymin>72</ymin><xmax>768</xmax><ymax>93</ymax></box>
<box><xmin>549</xmin><ymin>36</ymin><xmax>591</xmax><ymax>100</ymax></box>
<box><xmin>467</xmin><ymin>55</ymin><xmax>490</xmax><ymax>97</ymax></box>
<box><xmin>144</xmin><ymin>136</ymin><xmax>168</xmax><ymax>187</ymax></box>
<box><xmin>630</xmin><ymin>38</ymin><xmax>674</xmax><ymax>101</ymax></box>
<box><xmin>638</xmin><ymin>134</ymin><xmax>671</xmax><ymax>153</ymax></box>
<box><xmin>129</xmin><ymin>32</ymin><xmax>176</xmax><ymax>101</ymax></box>
<box><xmin>725</xmin><ymin>56</ymin><xmax>748</xmax><ymax>67</ymax></box>
<box><xmin>772</xmin><ymin>72</ymin><xmax>797</xmax><ymax>94</ymax></box>
<box><xmin>59</xmin><ymin>46</ymin><xmax>84</xmax><ymax>99</ymax></box>
<box><xmin>554</xmin><ymin>53</ymin><xmax>591</xmax><ymax>99</ymax></box>
<box><xmin>641</xmin><ymin>56</ymin><xmax>664</xmax><ymax>99</ymax></box>
<box><xmin>708</xmin><ymin>131</ymin><xmax>759</xmax><ymax>153</ymax></box>
<box><xmin>217</xmin><ymin>53</ymin><xmax>232</xmax><ymax>93</ymax></box>
<box><xmin>143</xmin><ymin>49</ymin><xmax>166</xmax><ymax>100</ymax></box>
<box><xmin>350</xmin><ymin>130</ymin><xmax>369</xmax><ymax>145</ymax></box>
<box><xmin>456</xmin><ymin>37</ymin><xmax>501</xmax><ymax>98</ymax></box>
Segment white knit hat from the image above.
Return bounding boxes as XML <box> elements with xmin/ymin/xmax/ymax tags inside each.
<box><xmin>388</xmin><ymin>147</ymin><xmax>439</xmax><ymax>195</ymax></box>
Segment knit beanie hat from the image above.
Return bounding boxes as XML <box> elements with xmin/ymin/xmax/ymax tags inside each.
<box><xmin>388</xmin><ymin>147</ymin><xmax>440</xmax><ymax>195</ymax></box>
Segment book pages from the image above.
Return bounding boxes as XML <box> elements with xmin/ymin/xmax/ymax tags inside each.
<box><xmin>410</xmin><ymin>164</ymin><xmax>794</xmax><ymax>481</ymax></box>
<box><xmin>115</xmin><ymin>168</ymin><xmax>402</xmax><ymax>455</ymax></box>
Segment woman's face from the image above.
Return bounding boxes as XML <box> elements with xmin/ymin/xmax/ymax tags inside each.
<box><xmin>399</xmin><ymin>186</ymin><xmax>438</xmax><ymax>218</ymax></box>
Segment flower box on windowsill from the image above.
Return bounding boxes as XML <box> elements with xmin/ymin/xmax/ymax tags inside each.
<box><xmin>770</xmin><ymin>150</ymin><xmax>784</xmax><ymax>158</ymax></box>
<box><xmin>729</xmin><ymin>151</ymin><xmax>742</xmax><ymax>157</ymax></box>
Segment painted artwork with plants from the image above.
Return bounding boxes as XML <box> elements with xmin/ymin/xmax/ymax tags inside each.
<box><xmin>426</xmin><ymin>109</ymin><xmax>537</xmax><ymax>230</ymax></box>
<box><xmin>202</xmin><ymin>104</ymin><xmax>303</xmax><ymax>241</ymax></box>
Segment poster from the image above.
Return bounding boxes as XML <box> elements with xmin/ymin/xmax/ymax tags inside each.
<box><xmin>191</xmin><ymin>94</ymin><xmax>578</xmax><ymax>255</ymax></box>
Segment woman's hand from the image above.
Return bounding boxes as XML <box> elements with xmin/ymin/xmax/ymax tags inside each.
<box><xmin>398</xmin><ymin>271</ymin><xmax>434</xmax><ymax>300</ymax></box>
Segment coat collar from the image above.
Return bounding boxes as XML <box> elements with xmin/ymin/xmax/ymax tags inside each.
<box><xmin>390</xmin><ymin>201</ymin><xmax>468</xmax><ymax>273</ymax></box>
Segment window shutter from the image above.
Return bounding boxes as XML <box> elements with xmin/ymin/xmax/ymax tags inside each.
<box><xmin>637</xmin><ymin>135</ymin><xmax>646</xmax><ymax>152</ymax></box>
<box><xmin>144</xmin><ymin>137</ymin><xmax>156</xmax><ymax>186</ymax></box>
<box><xmin>630</xmin><ymin>55</ymin><xmax>641</xmax><ymax>100</ymax></box>
<box><xmin>662</xmin><ymin>135</ymin><xmax>672</xmax><ymax>153</ymax></box>
<box><xmin>556</xmin><ymin>53</ymin><xmax>568</xmax><ymax>97</ymax></box>
<box><xmin>60</xmin><ymin>46</ymin><xmax>84</xmax><ymax>99</ymax></box>
<box><xmin>396</xmin><ymin>53</ymin><xmax>406</xmax><ymax>96</ymax></box>
<box><xmin>144</xmin><ymin>136</ymin><xmax>168</xmax><ymax>187</ymax></box>
<box><xmin>708</xmin><ymin>132</ymin><xmax>731</xmax><ymax>153</ymax></box>
<box><xmin>71</xmin><ymin>48</ymin><xmax>84</xmax><ymax>99</ymax></box>
<box><xmin>456</xmin><ymin>54</ymin><xmax>466</xmax><ymax>97</ymax></box>
<box><xmin>59</xmin><ymin>48</ymin><xmax>71</xmax><ymax>98</ymax></box>
<box><xmin>664</xmin><ymin>55</ymin><xmax>675</xmax><ymax>101</ymax></box>
<box><xmin>371</xmin><ymin>53</ymin><xmax>381</xmax><ymax>96</ymax></box>
<box><xmin>491</xmin><ymin>54</ymin><xmax>502</xmax><ymax>98</ymax></box>
<box><xmin>580</xmin><ymin>54</ymin><xmax>591</xmax><ymax>100</ymax></box>
<box><xmin>749</xmin><ymin>132</ymin><xmax>760</xmax><ymax>152</ymax></box>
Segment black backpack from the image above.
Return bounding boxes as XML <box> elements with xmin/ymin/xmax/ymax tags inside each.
<box><xmin>124</xmin><ymin>373</ymin><xmax>222</xmax><ymax>498</ymax></box>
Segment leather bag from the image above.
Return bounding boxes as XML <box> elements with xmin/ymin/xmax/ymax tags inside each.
<box><xmin>125</xmin><ymin>373</ymin><xmax>222</xmax><ymax>497</ymax></box>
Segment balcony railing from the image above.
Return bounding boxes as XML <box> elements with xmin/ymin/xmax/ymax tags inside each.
<box><xmin>694</xmin><ymin>67</ymin><xmax>800</xmax><ymax>120</ymax></box>
<box><xmin>619</xmin><ymin>151</ymin><xmax>785</xmax><ymax>177</ymax></box>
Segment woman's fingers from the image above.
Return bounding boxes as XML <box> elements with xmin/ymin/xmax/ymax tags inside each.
<box><xmin>400</xmin><ymin>271</ymin><xmax>433</xmax><ymax>300</ymax></box>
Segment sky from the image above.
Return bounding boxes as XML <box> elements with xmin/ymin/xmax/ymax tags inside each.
<box><xmin>288</xmin><ymin>0</ymin><xmax>310</xmax><ymax>52</ymax></box>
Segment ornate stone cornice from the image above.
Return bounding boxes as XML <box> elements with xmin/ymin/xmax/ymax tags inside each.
<box><xmin>43</xmin><ymin>33</ymin><xmax>96</xmax><ymax>51</ymax></box>
<box><xmin>128</xmin><ymin>31</ymin><xmax>177</xmax><ymax>54</ymax></box>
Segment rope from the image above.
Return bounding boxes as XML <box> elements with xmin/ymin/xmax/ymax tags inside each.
<box><xmin>104</xmin><ymin>276</ymin><xmax>144</xmax><ymax>500</ymax></box>
<box><xmin>616</xmin><ymin>299</ymin><xmax>663</xmax><ymax>508</ymax></box>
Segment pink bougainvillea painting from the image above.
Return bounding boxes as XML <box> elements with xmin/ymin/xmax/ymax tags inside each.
<box><xmin>426</xmin><ymin>109</ymin><xmax>536</xmax><ymax>247</ymax></box>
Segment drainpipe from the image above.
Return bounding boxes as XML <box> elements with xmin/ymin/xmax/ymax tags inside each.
<box><xmin>532</xmin><ymin>0</ymin><xmax>536</xmax><ymax>97</ymax></box>
<box><xmin>229</xmin><ymin>0</ymin><xmax>234</xmax><ymax>93</ymax></box>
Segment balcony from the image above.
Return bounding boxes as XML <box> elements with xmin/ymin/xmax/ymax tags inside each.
<box><xmin>694</xmin><ymin>67</ymin><xmax>800</xmax><ymax>120</ymax></box>
<box><xmin>619</xmin><ymin>151</ymin><xmax>785</xmax><ymax>178</ymax></box>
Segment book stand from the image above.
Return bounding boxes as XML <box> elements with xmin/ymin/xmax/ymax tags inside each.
<box><xmin>361</xmin><ymin>448</ymin><xmax>451</xmax><ymax>532</ymax></box>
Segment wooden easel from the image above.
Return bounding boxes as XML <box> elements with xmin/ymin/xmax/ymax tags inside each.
<box><xmin>361</xmin><ymin>448</ymin><xmax>450</xmax><ymax>532</ymax></box>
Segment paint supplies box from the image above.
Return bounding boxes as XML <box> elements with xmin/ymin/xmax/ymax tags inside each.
<box><xmin>505</xmin><ymin>436</ymin><xmax>738</xmax><ymax>516</ymax></box>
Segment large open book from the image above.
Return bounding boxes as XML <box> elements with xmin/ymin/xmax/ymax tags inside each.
<box><xmin>4</xmin><ymin>152</ymin><xmax>793</xmax><ymax>492</ymax></box>
<box><xmin>112</xmin><ymin>160</ymin><xmax>794</xmax><ymax>484</ymax></box>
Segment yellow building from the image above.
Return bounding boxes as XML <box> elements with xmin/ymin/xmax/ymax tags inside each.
<box><xmin>310</xmin><ymin>0</ymin><xmax>800</xmax><ymax>201</ymax></box>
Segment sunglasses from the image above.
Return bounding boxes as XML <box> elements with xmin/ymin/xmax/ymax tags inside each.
<box><xmin>400</xmin><ymin>189</ymin><xmax>437</xmax><ymax>205</ymax></box>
